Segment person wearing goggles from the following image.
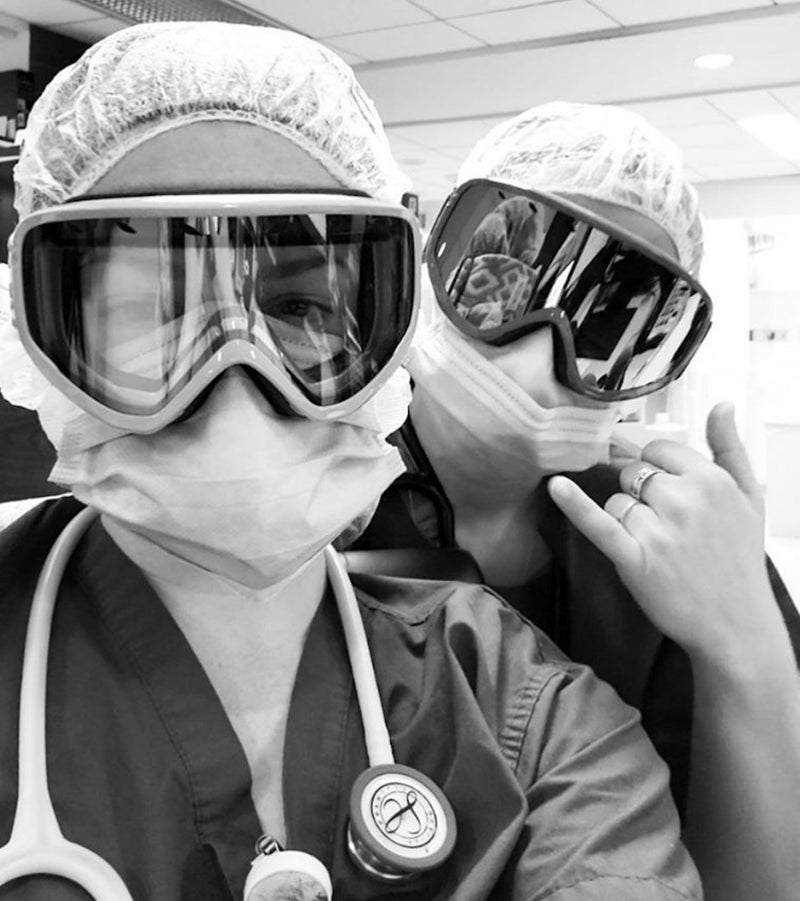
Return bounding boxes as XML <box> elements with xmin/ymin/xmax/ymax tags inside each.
<box><xmin>358</xmin><ymin>101</ymin><xmax>800</xmax><ymax>901</ymax></box>
<box><xmin>0</xmin><ymin>23</ymin><xmax>701</xmax><ymax>901</ymax></box>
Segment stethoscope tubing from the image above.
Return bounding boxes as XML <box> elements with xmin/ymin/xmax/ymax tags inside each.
<box><xmin>0</xmin><ymin>506</ymin><xmax>135</xmax><ymax>899</ymax></box>
<box><xmin>0</xmin><ymin>509</ymin><xmax>396</xmax><ymax>898</ymax></box>
<box><xmin>324</xmin><ymin>546</ymin><xmax>394</xmax><ymax>767</ymax></box>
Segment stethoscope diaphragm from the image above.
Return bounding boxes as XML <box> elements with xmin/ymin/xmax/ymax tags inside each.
<box><xmin>347</xmin><ymin>763</ymin><xmax>457</xmax><ymax>882</ymax></box>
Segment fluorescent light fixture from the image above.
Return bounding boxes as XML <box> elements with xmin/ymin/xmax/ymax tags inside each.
<box><xmin>694</xmin><ymin>53</ymin><xmax>734</xmax><ymax>70</ymax></box>
<box><xmin>738</xmin><ymin>113</ymin><xmax>800</xmax><ymax>164</ymax></box>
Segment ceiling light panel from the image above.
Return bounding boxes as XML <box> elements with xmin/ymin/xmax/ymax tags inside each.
<box><xmin>453</xmin><ymin>0</ymin><xmax>618</xmax><ymax>43</ymax></box>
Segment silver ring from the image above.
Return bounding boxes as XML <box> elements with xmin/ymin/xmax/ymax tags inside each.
<box><xmin>615</xmin><ymin>496</ymin><xmax>640</xmax><ymax>528</ymax></box>
<box><xmin>628</xmin><ymin>464</ymin><xmax>663</xmax><ymax>501</ymax></box>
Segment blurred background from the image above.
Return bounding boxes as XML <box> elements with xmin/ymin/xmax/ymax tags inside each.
<box><xmin>0</xmin><ymin>0</ymin><xmax>798</xmax><ymax>591</ymax></box>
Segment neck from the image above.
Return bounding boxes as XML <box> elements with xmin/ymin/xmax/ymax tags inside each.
<box><xmin>410</xmin><ymin>394</ymin><xmax>552</xmax><ymax>586</ymax></box>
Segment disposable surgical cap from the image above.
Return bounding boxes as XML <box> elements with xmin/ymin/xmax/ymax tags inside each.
<box><xmin>3</xmin><ymin>21</ymin><xmax>411</xmax><ymax>418</ymax></box>
<box><xmin>14</xmin><ymin>21</ymin><xmax>410</xmax><ymax>218</ymax></box>
<box><xmin>457</xmin><ymin>101</ymin><xmax>703</xmax><ymax>274</ymax></box>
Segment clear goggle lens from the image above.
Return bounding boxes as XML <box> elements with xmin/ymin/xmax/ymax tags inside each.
<box><xmin>13</xmin><ymin>196</ymin><xmax>418</xmax><ymax>429</ymax></box>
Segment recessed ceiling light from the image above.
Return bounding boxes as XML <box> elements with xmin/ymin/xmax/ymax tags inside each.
<box><xmin>694</xmin><ymin>53</ymin><xmax>734</xmax><ymax>70</ymax></box>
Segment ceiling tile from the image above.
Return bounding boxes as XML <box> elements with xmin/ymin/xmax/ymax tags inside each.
<box><xmin>322</xmin><ymin>44</ymin><xmax>367</xmax><ymax>65</ymax></box>
<box><xmin>707</xmin><ymin>90</ymin><xmax>787</xmax><ymax>120</ymax></box>
<box><xmin>387</xmin><ymin>118</ymin><xmax>504</xmax><ymax>149</ymax></box>
<box><xmin>590</xmin><ymin>0</ymin><xmax>772</xmax><ymax>27</ymax></box>
<box><xmin>661</xmin><ymin>120</ymin><xmax>759</xmax><ymax>149</ymax></box>
<box><xmin>328</xmin><ymin>20</ymin><xmax>483</xmax><ymax>62</ymax></box>
<box><xmin>412</xmin><ymin>0</ymin><xmax>552</xmax><ymax>16</ymax></box>
<box><xmin>0</xmin><ymin>0</ymin><xmax>108</xmax><ymax>24</ymax></box>
<box><xmin>769</xmin><ymin>86</ymin><xmax>800</xmax><ymax>118</ymax></box>
<box><xmin>683</xmin><ymin>165</ymin><xmax>709</xmax><ymax>183</ymax></box>
<box><xmin>453</xmin><ymin>1</ymin><xmax>619</xmax><ymax>44</ymax></box>
<box><xmin>688</xmin><ymin>136</ymin><xmax>794</xmax><ymax>164</ymax></box>
<box><xmin>625</xmin><ymin>98</ymin><xmax>729</xmax><ymax>128</ymax></box>
<box><xmin>240</xmin><ymin>0</ymin><xmax>432</xmax><ymax>38</ymax></box>
<box><xmin>687</xmin><ymin>156</ymin><xmax>799</xmax><ymax>180</ymax></box>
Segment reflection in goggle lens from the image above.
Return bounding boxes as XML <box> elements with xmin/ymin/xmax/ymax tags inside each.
<box><xmin>22</xmin><ymin>212</ymin><xmax>414</xmax><ymax>416</ymax></box>
<box><xmin>431</xmin><ymin>183</ymin><xmax>711</xmax><ymax>398</ymax></box>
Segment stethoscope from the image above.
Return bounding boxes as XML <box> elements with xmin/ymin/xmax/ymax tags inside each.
<box><xmin>0</xmin><ymin>507</ymin><xmax>457</xmax><ymax>900</ymax></box>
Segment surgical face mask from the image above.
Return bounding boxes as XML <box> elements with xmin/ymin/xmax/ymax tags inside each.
<box><xmin>54</xmin><ymin>368</ymin><xmax>410</xmax><ymax>589</ymax></box>
<box><xmin>407</xmin><ymin>318</ymin><xmax>617</xmax><ymax>494</ymax></box>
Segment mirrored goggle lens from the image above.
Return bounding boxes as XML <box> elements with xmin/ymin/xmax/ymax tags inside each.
<box><xmin>428</xmin><ymin>181</ymin><xmax>712</xmax><ymax>396</ymax></box>
<box><xmin>21</xmin><ymin>212</ymin><xmax>415</xmax><ymax>415</ymax></box>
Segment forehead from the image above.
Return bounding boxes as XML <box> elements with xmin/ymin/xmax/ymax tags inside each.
<box><xmin>84</xmin><ymin>121</ymin><xmax>347</xmax><ymax>197</ymax></box>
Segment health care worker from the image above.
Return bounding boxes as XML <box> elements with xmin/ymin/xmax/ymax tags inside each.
<box><xmin>0</xmin><ymin>23</ymin><xmax>702</xmax><ymax>901</ymax></box>
<box><xmin>360</xmin><ymin>102</ymin><xmax>800</xmax><ymax>901</ymax></box>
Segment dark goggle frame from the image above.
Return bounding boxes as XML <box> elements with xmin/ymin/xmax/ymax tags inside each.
<box><xmin>10</xmin><ymin>193</ymin><xmax>421</xmax><ymax>432</ymax></box>
<box><xmin>425</xmin><ymin>178</ymin><xmax>713</xmax><ymax>401</ymax></box>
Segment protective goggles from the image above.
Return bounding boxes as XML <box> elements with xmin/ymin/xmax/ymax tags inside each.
<box><xmin>10</xmin><ymin>194</ymin><xmax>420</xmax><ymax>432</ymax></box>
<box><xmin>426</xmin><ymin>179</ymin><xmax>712</xmax><ymax>401</ymax></box>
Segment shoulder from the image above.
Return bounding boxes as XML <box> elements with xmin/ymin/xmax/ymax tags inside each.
<box><xmin>351</xmin><ymin>572</ymin><xmax>633</xmax><ymax>763</ymax></box>
<box><xmin>352</xmin><ymin>569</ymin><xmax>567</xmax><ymax>666</ymax></box>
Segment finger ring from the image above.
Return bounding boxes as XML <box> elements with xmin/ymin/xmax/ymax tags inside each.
<box><xmin>615</xmin><ymin>496</ymin><xmax>640</xmax><ymax>528</ymax></box>
<box><xmin>628</xmin><ymin>464</ymin><xmax>663</xmax><ymax>501</ymax></box>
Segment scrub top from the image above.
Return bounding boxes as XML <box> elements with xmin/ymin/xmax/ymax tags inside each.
<box><xmin>356</xmin><ymin>422</ymin><xmax>800</xmax><ymax>821</ymax></box>
<box><xmin>0</xmin><ymin>498</ymin><xmax>701</xmax><ymax>900</ymax></box>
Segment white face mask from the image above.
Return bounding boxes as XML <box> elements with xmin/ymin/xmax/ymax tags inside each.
<box><xmin>407</xmin><ymin>318</ymin><xmax>617</xmax><ymax>496</ymax></box>
<box><xmin>52</xmin><ymin>368</ymin><xmax>410</xmax><ymax>589</ymax></box>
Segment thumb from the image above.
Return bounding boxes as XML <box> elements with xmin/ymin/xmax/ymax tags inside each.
<box><xmin>706</xmin><ymin>401</ymin><xmax>762</xmax><ymax>504</ymax></box>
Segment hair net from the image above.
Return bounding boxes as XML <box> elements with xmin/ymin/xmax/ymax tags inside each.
<box><xmin>0</xmin><ymin>262</ymin><xmax>50</xmax><ymax>411</ymax></box>
<box><xmin>457</xmin><ymin>101</ymin><xmax>703</xmax><ymax>275</ymax></box>
<box><xmin>2</xmin><ymin>21</ymin><xmax>411</xmax><ymax>417</ymax></box>
<box><xmin>14</xmin><ymin>21</ymin><xmax>410</xmax><ymax>218</ymax></box>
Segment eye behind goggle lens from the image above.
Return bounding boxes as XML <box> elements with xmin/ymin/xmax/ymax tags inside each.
<box><xmin>18</xmin><ymin>207</ymin><xmax>417</xmax><ymax>425</ymax></box>
<box><xmin>427</xmin><ymin>180</ymin><xmax>711</xmax><ymax>399</ymax></box>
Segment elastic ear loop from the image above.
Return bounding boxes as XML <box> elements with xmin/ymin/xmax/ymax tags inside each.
<box><xmin>0</xmin><ymin>506</ymin><xmax>135</xmax><ymax>901</ymax></box>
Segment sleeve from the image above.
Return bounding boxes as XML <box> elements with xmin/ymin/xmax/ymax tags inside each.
<box><xmin>767</xmin><ymin>555</ymin><xmax>800</xmax><ymax>665</ymax></box>
<box><xmin>501</xmin><ymin>662</ymin><xmax>703</xmax><ymax>901</ymax></box>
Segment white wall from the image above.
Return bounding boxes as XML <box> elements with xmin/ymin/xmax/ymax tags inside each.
<box><xmin>0</xmin><ymin>14</ymin><xmax>29</xmax><ymax>75</ymax></box>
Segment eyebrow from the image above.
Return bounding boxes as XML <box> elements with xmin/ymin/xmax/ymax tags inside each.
<box><xmin>261</xmin><ymin>254</ymin><xmax>348</xmax><ymax>280</ymax></box>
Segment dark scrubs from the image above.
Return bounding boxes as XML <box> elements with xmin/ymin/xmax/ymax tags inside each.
<box><xmin>0</xmin><ymin>498</ymin><xmax>701</xmax><ymax>900</ymax></box>
<box><xmin>356</xmin><ymin>425</ymin><xmax>800</xmax><ymax>821</ymax></box>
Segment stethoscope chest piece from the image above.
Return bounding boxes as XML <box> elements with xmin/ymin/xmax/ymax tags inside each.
<box><xmin>244</xmin><ymin>836</ymin><xmax>332</xmax><ymax>901</ymax></box>
<box><xmin>347</xmin><ymin>763</ymin><xmax>456</xmax><ymax>882</ymax></box>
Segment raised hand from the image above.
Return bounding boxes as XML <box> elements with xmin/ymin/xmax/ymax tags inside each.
<box><xmin>548</xmin><ymin>402</ymin><xmax>781</xmax><ymax>667</ymax></box>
